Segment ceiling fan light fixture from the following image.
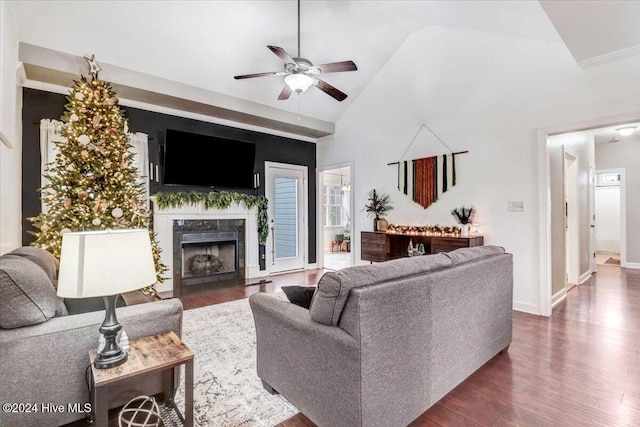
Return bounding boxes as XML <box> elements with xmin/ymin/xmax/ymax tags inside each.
<box><xmin>616</xmin><ymin>126</ymin><xmax>637</xmax><ymax>136</ymax></box>
<box><xmin>285</xmin><ymin>73</ymin><xmax>313</xmax><ymax>93</ymax></box>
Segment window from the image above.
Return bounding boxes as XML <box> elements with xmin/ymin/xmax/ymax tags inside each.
<box><xmin>324</xmin><ymin>184</ymin><xmax>344</xmax><ymax>226</ymax></box>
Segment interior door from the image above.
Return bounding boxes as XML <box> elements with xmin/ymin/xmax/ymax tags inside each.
<box><xmin>266</xmin><ymin>163</ymin><xmax>307</xmax><ymax>273</ymax></box>
<box><xmin>589</xmin><ymin>165</ymin><xmax>597</xmax><ymax>273</ymax></box>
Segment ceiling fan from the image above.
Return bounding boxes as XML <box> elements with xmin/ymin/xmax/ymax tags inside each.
<box><xmin>233</xmin><ymin>0</ymin><xmax>357</xmax><ymax>102</ymax></box>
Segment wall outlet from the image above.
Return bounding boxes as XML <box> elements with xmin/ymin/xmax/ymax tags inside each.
<box><xmin>508</xmin><ymin>201</ymin><xmax>525</xmax><ymax>212</ymax></box>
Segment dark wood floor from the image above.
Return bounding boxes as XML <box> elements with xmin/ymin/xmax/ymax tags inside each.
<box><xmin>181</xmin><ymin>265</ymin><xmax>640</xmax><ymax>427</ymax></box>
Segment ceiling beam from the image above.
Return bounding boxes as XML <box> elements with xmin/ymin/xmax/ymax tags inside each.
<box><xmin>19</xmin><ymin>43</ymin><xmax>334</xmax><ymax>139</ymax></box>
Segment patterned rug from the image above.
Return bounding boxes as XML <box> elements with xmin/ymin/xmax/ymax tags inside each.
<box><xmin>174</xmin><ymin>295</ymin><xmax>299</xmax><ymax>426</ymax></box>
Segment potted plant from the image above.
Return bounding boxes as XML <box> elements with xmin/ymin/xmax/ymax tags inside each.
<box><xmin>450</xmin><ymin>206</ymin><xmax>476</xmax><ymax>237</ymax></box>
<box><xmin>364</xmin><ymin>189</ymin><xmax>393</xmax><ymax>231</ymax></box>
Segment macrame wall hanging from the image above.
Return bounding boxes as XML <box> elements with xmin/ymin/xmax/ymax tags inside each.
<box><xmin>388</xmin><ymin>123</ymin><xmax>468</xmax><ymax>210</ymax></box>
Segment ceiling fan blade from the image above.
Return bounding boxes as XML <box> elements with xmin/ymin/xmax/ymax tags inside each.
<box><xmin>315</xmin><ymin>60</ymin><xmax>358</xmax><ymax>73</ymax></box>
<box><xmin>267</xmin><ymin>45</ymin><xmax>296</xmax><ymax>64</ymax></box>
<box><xmin>234</xmin><ymin>71</ymin><xmax>282</xmax><ymax>80</ymax></box>
<box><xmin>314</xmin><ymin>79</ymin><xmax>348</xmax><ymax>102</ymax></box>
<box><xmin>278</xmin><ymin>85</ymin><xmax>293</xmax><ymax>100</ymax></box>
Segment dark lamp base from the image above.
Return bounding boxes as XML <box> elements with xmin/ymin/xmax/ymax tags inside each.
<box><xmin>94</xmin><ymin>349</ymin><xmax>128</xmax><ymax>369</ymax></box>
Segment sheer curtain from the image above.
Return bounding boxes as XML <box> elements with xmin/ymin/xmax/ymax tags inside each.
<box><xmin>128</xmin><ymin>132</ymin><xmax>150</xmax><ymax>207</ymax></box>
<box><xmin>39</xmin><ymin>119</ymin><xmax>65</xmax><ymax>213</ymax></box>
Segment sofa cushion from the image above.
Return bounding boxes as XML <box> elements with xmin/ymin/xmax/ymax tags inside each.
<box><xmin>444</xmin><ymin>245</ymin><xmax>505</xmax><ymax>266</ymax></box>
<box><xmin>0</xmin><ymin>256</ymin><xmax>68</xmax><ymax>329</ymax></box>
<box><xmin>281</xmin><ymin>286</ymin><xmax>316</xmax><ymax>309</ymax></box>
<box><xmin>8</xmin><ymin>246</ymin><xmax>59</xmax><ymax>288</ymax></box>
<box><xmin>310</xmin><ymin>253</ymin><xmax>452</xmax><ymax>326</ymax></box>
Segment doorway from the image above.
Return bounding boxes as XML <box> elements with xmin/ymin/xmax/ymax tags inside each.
<box><xmin>319</xmin><ymin>164</ymin><xmax>354</xmax><ymax>271</ymax></box>
<box><xmin>595</xmin><ymin>169</ymin><xmax>624</xmax><ymax>267</ymax></box>
<box><xmin>265</xmin><ymin>162</ymin><xmax>308</xmax><ymax>274</ymax></box>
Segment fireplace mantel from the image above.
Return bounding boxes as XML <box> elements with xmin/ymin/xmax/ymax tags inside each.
<box><xmin>152</xmin><ymin>198</ymin><xmax>266</xmax><ymax>295</ymax></box>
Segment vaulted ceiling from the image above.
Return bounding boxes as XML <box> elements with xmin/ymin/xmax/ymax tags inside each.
<box><xmin>10</xmin><ymin>1</ymin><xmax>640</xmax><ymax>136</ymax></box>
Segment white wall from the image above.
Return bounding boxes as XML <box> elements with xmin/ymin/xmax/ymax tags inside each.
<box><xmin>0</xmin><ymin>0</ymin><xmax>21</xmax><ymax>255</ymax></box>
<box><xmin>596</xmin><ymin>135</ymin><xmax>640</xmax><ymax>263</ymax></box>
<box><xmin>317</xmin><ymin>24</ymin><xmax>640</xmax><ymax>315</ymax></box>
<box><xmin>595</xmin><ymin>185</ymin><xmax>621</xmax><ymax>253</ymax></box>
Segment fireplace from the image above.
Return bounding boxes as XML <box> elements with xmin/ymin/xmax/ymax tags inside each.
<box><xmin>180</xmin><ymin>231</ymin><xmax>238</xmax><ymax>286</ymax></box>
<box><xmin>173</xmin><ymin>219</ymin><xmax>246</xmax><ymax>296</ymax></box>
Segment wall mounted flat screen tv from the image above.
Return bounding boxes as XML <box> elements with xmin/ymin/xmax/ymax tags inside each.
<box><xmin>163</xmin><ymin>129</ymin><xmax>256</xmax><ymax>189</ymax></box>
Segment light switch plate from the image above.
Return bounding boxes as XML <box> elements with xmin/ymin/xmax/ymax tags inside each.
<box><xmin>508</xmin><ymin>201</ymin><xmax>525</xmax><ymax>212</ymax></box>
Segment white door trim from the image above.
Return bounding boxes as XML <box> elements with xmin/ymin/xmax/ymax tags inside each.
<box><xmin>265</xmin><ymin>161</ymin><xmax>309</xmax><ymax>274</ymax></box>
<box><xmin>537</xmin><ymin>111</ymin><xmax>640</xmax><ymax>316</ymax></box>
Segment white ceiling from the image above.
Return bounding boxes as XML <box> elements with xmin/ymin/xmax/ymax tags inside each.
<box><xmin>592</xmin><ymin>122</ymin><xmax>640</xmax><ymax>144</ymax></box>
<box><xmin>539</xmin><ymin>0</ymin><xmax>640</xmax><ymax>65</ymax></box>
<box><xmin>8</xmin><ymin>1</ymin><xmax>638</xmax><ymax>126</ymax></box>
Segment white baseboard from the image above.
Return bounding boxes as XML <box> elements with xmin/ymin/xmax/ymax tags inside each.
<box><xmin>579</xmin><ymin>271</ymin><xmax>592</xmax><ymax>284</ymax></box>
<box><xmin>512</xmin><ymin>301</ymin><xmax>540</xmax><ymax>316</ymax></box>
<box><xmin>551</xmin><ymin>289</ymin><xmax>567</xmax><ymax>308</ymax></box>
<box><xmin>623</xmin><ymin>262</ymin><xmax>640</xmax><ymax>269</ymax></box>
<box><xmin>306</xmin><ymin>263</ymin><xmax>319</xmax><ymax>270</ymax></box>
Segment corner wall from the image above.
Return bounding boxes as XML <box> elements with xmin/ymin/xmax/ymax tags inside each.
<box><xmin>0</xmin><ymin>0</ymin><xmax>21</xmax><ymax>255</ymax></box>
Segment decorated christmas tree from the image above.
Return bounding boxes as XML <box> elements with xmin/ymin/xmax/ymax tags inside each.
<box><xmin>30</xmin><ymin>55</ymin><xmax>167</xmax><ymax>287</ymax></box>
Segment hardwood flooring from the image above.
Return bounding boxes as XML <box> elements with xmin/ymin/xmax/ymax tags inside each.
<box><xmin>181</xmin><ymin>265</ymin><xmax>640</xmax><ymax>426</ymax></box>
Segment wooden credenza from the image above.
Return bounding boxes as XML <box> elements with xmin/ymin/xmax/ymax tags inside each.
<box><xmin>361</xmin><ymin>231</ymin><xmax>484</xmax><ymax>262</ymax></box>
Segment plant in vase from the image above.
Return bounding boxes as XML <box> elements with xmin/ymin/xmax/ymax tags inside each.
<box><xmin>364</xmin><ymin>189</ymin><xmax>393</xmax><ymax>231</ymax></box>
<box><xmin>451</xmin><ymin>206</ymin><xmax>476</xmax><ymax>237</ymax></box>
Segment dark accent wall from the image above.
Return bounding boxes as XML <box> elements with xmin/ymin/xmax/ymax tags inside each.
<box><xmin>22</xmin><ymin>88</ymin><xmax>317</xmax><ymax>268</ymax></box>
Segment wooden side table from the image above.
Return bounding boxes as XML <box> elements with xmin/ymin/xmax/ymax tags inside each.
<box><xmin>89</xmin><ymin>331</ymin><xmax>194</xmax><ymax>427</ymax></box>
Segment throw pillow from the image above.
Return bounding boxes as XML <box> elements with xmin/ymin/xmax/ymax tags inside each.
<box><xmin>7</xmin><ymin>246</ymin><xmax>59</xmax><ymax>289</ymax></box>
<box><xmin>281</xmin><ymin>286</ymin><xmax>316</xmax><ymax>309</ymax></box>
<box><xmin>0</xmin><ymin>256</ymin><xmax>68</xmax><ymax>329</ymax></box>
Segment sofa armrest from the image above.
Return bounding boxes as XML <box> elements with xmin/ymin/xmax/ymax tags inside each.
<box><xmin>249</xmin><ymin>293</ymin><xmax>362</xmax><ymax>427</ymax></box>
<box><xmin>0</xmin><ymin>298</ymin><xmax>183</xmax><ymax>427</ymax></box>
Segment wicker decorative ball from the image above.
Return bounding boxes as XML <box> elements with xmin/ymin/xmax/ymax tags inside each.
<box><xmin>118</xmin><ymin>395</ymin><xmax>161</xmax><ymax>427</ymax></box>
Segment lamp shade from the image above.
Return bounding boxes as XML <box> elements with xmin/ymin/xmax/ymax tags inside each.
<box><xmin>285</xmin><ymin>73</ymin><xmax>313</xmax><ymax>93</ymax></box>
<box><xmin>57</xmin><ymin>229</ymin><xmax>157</xmax><ymax>298</ymax></box>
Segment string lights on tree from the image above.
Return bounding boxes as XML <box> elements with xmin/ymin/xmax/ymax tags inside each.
<box><xmin>30</xmin><ymin>55</ymin><xmax>167</xmax><ymax>288</ymax></box>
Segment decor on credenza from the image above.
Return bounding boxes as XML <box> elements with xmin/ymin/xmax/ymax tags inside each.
<box><xmin>451</xmin><ymin>206</ymin><xmax>476</xmax><ymax>237</ymax></box>
<box><xmin>363</xmin><ymin>189</ymin><xmax>393</xmax><ymax>231</ymax></box>
<box><xmin>154</xmin><ymin>191</ymin><xmax>269</xmax><ymax>245</ymax></box>
<box><xmin>386</xmin><ymin>223</ymin><xmax>462</xmax><ymax>237</ymax></box>
<box><xmin>389</xmin><ymin>123</ymin><xmax>468</xmax><ymax>210</ymax></box>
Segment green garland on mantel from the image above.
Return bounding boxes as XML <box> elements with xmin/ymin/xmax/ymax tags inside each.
<box><xmin>154</xmin><ymin>191</ymin><xmax>269</xmax><ymax>245</ymax></box>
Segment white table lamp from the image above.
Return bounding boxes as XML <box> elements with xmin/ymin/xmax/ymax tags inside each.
<box><xmin>57</xmin><ymin>229</ymin><xmax>157</xmax><ymax>369</ymax></box>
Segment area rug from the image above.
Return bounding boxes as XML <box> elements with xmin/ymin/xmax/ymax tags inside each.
<box><xmin>173</xmin><ymin>294</ymin><xmax>299</xmax><ymax>426</ymax></box>
<box><xmin>605</xmin><ymin>257</ymin><xmax>621</xmax><ymax>265</ymax></box>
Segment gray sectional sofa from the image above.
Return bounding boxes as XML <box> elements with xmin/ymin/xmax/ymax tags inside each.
<box><xmin>0</xmin><ymin>247</ymin><xmax>184</xmax><ymax>427</ymax></box>
<box><xmin>250</xmin><ymin>245</ymin><xmax>513</xmax><ymax>427</ymax></box>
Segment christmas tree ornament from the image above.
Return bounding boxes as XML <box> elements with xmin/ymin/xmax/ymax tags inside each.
<box><xmin>104</xmin><ymin>161</ymin><xmax>112</xmax><ymax>169</ymax></box>
<box><xmin>92</xmin><ymin>115</ymin><xmax>102</xmax><ymax>127</ymax></box>
<box><xmin>83</xmin><ymin>54</ymin><xmax>102</xmax><ymax>77</ymax></box>
<box><xmin>81</xmin><ymin>150</ymin><xmax>89</xmax><ymax>158</ymax></box>
<box><xmin>78</xmin><ymin>135</ymin><xmax>90</xmax><ymax>145</ymax></box>
<box><xmin>75</xmin><ymin>92</ymin><xmax>85</xmax><ymax>101</ymax></box>
<box><xmin>41</xmin><ymin>224</ymin><xmax>50</xmax><ymax>232</ymax></box>
<box><xmin>70</xmin><ymin>113</ymin><xmax>79</xmax><ymax>122</ymax></box>
<box><xmin>64</xmin><ymin>196</ymin><xmax>71</xmax><ymax>208</ymax></box>
<box><xmin>92</xmin><ymin>218</ymin><xmax>101</xmax><ymax>226</ymax></box>
<box><xmin>78</xmin><ymin>190</ymin><xmax>89</xmax><ymax>200</ymax></box>
<box><xmin>111</xmin><ymin>207</ymin><xmax>124</xmax><ymax>218</ymax></box>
